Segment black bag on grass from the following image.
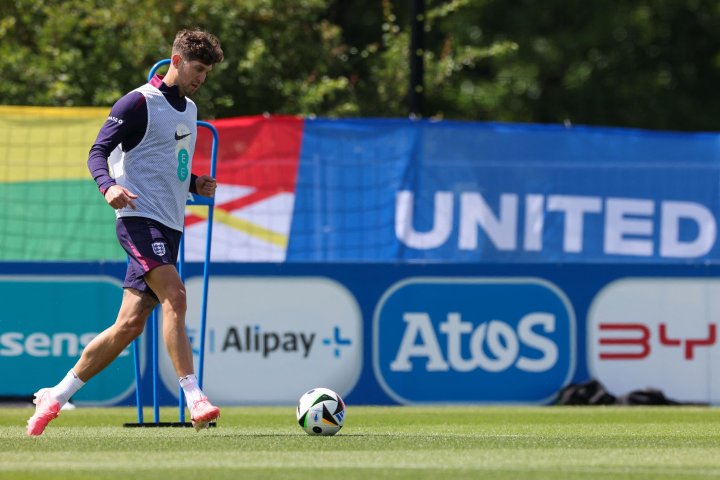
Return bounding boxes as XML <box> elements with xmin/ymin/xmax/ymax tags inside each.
<box><xmin>617</xmin><ymin>388</ymin><xmax>681</xmax><ymax>405</ymax></box>
<box><xmin>555</xmin><ymin>379</ymin><xmax>617</xmax><ymax>405</ymax></box>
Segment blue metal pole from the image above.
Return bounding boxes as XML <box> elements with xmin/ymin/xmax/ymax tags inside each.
<box><xmin>195</xmin><ymin>121</ymin><xmax>218</xmax><ymax>389</ymax></box>
<box><xmin>178</xmin><ymin>236</ymin><xmax>186</xmax><ymax>423</ymax></box>
<box><xmin>147</xmin><ymin>59</ymin><xmax>171</xmax><ymax>82</ymax></box>
<box><xmin>131</xmin><ymin>338</ymin><xmax>143</xmax><ymax>423</ymax></box>
<box><xmin>128</xmin><ymin>253</ymin><xmax>144</xmax><ymax>425</ymax></box>
<box><xmin>152</xmin><ymin>308</ymin><xmax>160</xmax><ymax>424</ymax></box>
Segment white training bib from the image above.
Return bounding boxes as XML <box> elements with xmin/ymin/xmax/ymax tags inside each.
<box><xmin>109</xmin><ymin>83</ymin><xmax>197</xmax><ymax>231</ymax></box>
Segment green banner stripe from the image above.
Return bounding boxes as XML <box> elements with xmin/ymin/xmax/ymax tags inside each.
<box><xmin>0</xmin><ymin>180</ymin><xmax>124</xmax><ymax>260</ymax></box>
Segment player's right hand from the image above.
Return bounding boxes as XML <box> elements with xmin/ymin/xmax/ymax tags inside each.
<box><xmin>104</xmin><ymin>185</ymin><xmax>138</xmax><ymax>210</ymax></box>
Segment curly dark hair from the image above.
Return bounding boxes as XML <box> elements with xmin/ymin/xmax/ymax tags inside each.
<box><xmin>172</xmin><ymin>29</ymin><xmax>224</xmax><ymax>65</ymax></box>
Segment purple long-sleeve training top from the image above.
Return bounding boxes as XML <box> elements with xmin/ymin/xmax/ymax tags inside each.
<box><xmin>87</xmin><ymin>74</ymin><xmax>198</xmax><ymax>196</ymax></box>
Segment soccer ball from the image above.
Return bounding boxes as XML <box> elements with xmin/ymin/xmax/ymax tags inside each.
<box><xmin>296</xmin><ymin>387</ymin><xmax>345</xmax><ymax>436</ymax></box>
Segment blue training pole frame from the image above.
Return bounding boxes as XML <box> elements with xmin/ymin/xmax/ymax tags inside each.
<box><xmin>129</xmin><ymin>58</ymin><xmax>217</xmax><ymax>425</ymax></box>
<box><xmin>147</xmin><ymin>58</ymin><xmax>171</xmax><ymax>82</ymax></box>
<box><xmin>130</xmin><ymin>259</ymin><xmax>143</xmax><ymax>424</ymax></box>
<box><xmin>176</xmin><ymin>123</ymin><xmax>218</xmax><ymax>421</ymax></box>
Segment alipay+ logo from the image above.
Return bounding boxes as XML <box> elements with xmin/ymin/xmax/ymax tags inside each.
<box><xmin>186</xmin><ymin>324</ymin><xmax>353</xmax><ymax>359</ymax></box>
<box><xmin>373</xmin><ymin>277</ymin><xmax>576</xmax><ymax>404</ymax></box>
<box><xmin>322</xmin><ymin>326</ymin><xmax>353</xmax><ymax>358</ymax></box>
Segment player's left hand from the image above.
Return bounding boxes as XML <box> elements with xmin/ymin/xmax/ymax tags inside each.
<box><xmin>196</xmin><ymin>175</ymin><xmax>217</xmax><ymax>197</ymax></box>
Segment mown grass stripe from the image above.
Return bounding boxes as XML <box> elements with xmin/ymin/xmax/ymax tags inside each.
<box><xmin>1</xmin><ymin>406</ymin><xmax>719</xmax><ymax>480</ymax></box>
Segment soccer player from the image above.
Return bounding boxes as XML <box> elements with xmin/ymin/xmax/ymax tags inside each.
<box><xmin>27</xmin><ymin>29</ymin><xmax>224</xmax><ymax>436</ymax></box>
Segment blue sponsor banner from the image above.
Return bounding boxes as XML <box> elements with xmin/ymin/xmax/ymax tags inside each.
<box><xmin>289</xmin><ymin>119</ymin><xmax>720</xmax><ymax>263</ymax></box>
<box><xmin>289</xmin><ymin>119</ymin><xmax>417</xmax><ymax>261</ymax></box>
<box><xmin>2</xmin><ymin>261</ymin><xmax>720</xmax><ymax>406</ymax></box>
<box><xmin>0</xmin><ymin>276</ymin><xmax>135</xmax><ymax>405</ymax></box>
<box><xmin>373</xmin><ymin>278</ymin><xmax>575</xmax><ymax>404</ymax></box>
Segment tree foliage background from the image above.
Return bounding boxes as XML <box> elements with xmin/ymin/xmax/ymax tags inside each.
<box><xmin>1</xmin><ymin>0</ymin><xmax>719</xmax><ymax>131</ymax></box>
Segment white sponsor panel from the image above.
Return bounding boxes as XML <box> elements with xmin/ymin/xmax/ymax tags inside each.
<box><xmin>588</xmin><ymin>278</ymin><xmax>720</xmax><ymax>403</ymax></box>
<box><xmin>159</xmin><ymin>277</ymin><xmax>362</xmax><ymax>404</ymax></box>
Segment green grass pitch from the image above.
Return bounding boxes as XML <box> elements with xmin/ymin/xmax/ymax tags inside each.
<box><xmin>1</xmin><ymin>406</ymin><xmax>720</xmax><ymax>479</ymax></box>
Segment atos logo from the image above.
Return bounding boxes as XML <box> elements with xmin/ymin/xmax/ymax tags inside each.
<box><xmin>373</xmin><ymin>278</ymin><xmax>576</xmax><ymax>404</ymax></box>
<box><xmin>390</xmin><ymin>312</ymin><xmax>560</xmax><ymax>373</ymax></box>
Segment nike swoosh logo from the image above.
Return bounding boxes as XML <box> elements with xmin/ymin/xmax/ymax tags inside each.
<box><xmin>175</xmin><ymin>132</ymin><xmax>191</xmax><ymax>140</ymax></box>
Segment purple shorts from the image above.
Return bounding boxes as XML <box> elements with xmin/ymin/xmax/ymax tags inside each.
<box><xmin>116</xmin><ymin>217</ymin><xmax>182</xmax><ymax>298</ymax></box>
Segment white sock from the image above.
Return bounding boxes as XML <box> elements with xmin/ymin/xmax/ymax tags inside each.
<box><xmin>179</xmin><ymin>374</ymin><xmax>205</xmax><ymax>406</ymax></box>
<box><xmin>49</xmin><ymin>370</ymin><xmax>85</xmax><ymax>407</ymax></box>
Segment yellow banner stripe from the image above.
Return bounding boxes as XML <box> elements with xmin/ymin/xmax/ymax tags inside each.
<box><xmin>0</xmin><ymin>105</ymin><xmax>109</xmax><ymax>118</ymax></box>
<box><xmin>0</xmin><ymin>106</ymin><xmax>109</xmax><ymax>182</ymax></box>
<box><xmin>187</xmin><ymin>206</ymin><xmax>289</xmax><ymax>248</ymax></box>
